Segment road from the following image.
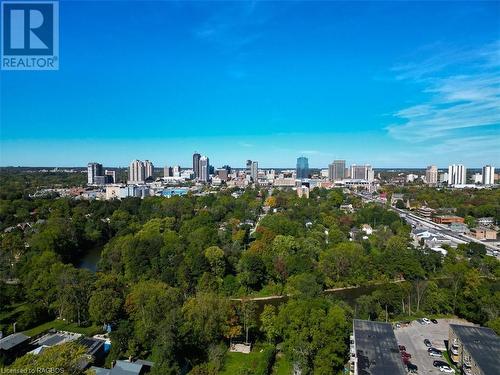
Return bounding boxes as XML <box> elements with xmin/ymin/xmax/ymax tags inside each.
<box><xmin>352</xmin><ymin>191</ymin><xmax>500</xmax><ymax>258</ymax></box>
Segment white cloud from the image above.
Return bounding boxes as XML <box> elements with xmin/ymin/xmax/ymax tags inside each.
<box><xmin>387</xmin><ymin>42</ymin><xmax>500</xmax><ymax>146</ymax></box>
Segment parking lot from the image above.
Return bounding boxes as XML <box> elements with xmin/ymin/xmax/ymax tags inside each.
<box><xmin>394</xmin><ymin>318</ymin><xmax>475</xmax><ymax>374</ymax></box>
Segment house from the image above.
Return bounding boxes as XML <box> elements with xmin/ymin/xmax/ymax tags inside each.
<box><xmin>0</xmin><ymin>333</ymin><xmax>31</xmax><ymax>364</ymax></box>
<box><xmin>470</xmin><ymin>227</ymin><xmax>497</xmax><ymax>241</ymax></box>
<box><xmin>361</xmin><ymin>224</ymin><xmax>373</xmax><ymax>235</ymax></box>
<box><xmin>424</xmin><ymin>235</ymin><xmax>455</xmax><ymax>249</ymax></box>
<box><xmin>90</xmin><ymin>359</ymin><xmax>152</xmax><ymax>375</ymax></box>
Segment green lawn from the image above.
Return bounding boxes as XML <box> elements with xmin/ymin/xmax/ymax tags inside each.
<box><xmin>272</xmin><ymin>353</ymin><xmax>293</xmax><ymax>375</ymax></box>
<box><xmin>23</xmin><ymin>319</ymin><xmax>101</xmax><ymax>337</ymax></box>
<box><xmin>219</xmin><ymin>345</ymin><xmax>268</xmax><ymax>375</ymax></box>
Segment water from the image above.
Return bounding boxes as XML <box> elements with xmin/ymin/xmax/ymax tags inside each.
<box><xmin>77</xmin><ymin>246</ymin><xmax>102</xmax><ymax>272</ymax></box>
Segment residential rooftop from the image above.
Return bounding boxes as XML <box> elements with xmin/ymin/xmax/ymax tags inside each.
<box><xmin>353</xmin><ymin>319</ymin><xmax>406</xmax><ymax>375</ymax></box>
<box><xmin>0</xmin><ymin>333</ymin><xmax>30</xmax><ymax>351</ymax></box>
<box><xmin>450</xmin><ymin>324</ymin><xmax>500</xmax><ymax>375</ymax></box>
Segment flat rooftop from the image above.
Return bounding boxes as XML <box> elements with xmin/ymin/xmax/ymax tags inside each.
<box><xmin>353</xmin><ymin>319</ymin><xmax>406</xmax><ymax>375</ymax></box>
<box><xmin>0</xmin><ymin>333</ymin><xmax>30</xmax><ymax>351</ymax></box>
<box><xmin>450</xmin><ymin>324</ymin><xmax>500</xmax><ymax>375</ymax></box>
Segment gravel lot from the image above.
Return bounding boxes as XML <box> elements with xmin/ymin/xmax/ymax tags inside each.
<box><xmin>394</xmin><ymin>318</ymin><xmax>475</xmax><ymax>374</ymax></box>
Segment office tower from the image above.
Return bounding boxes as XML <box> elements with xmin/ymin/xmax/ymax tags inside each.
<box><xmin>87</xmin><ymin>162</ymin><xmax>103</xmax><ymax>184</ymax></box>
<box><xmin>164</xmin><ymin>165</ymin><xmax>173</xmax><ymax>177</ymax></box>
<box><xmin>144</xmin><ymin>160</ymin><xmax>154</xmax><ymax>180</ymax></box>
<box><xmin>199</xmin><ymin>156</ymin><xmax>210</xmax><ymax>182</ymax></box>
<box><xmin>172</xmin><ymin>165</ymin><xmax>181</xmax><ymax>177</ymax></box>
<box><xmin>193</xmin><ymin>152</ymin><xmax>201</xmax><ymax>179</ymax></box>
<box><xmin>105</xmin><ymin>170</ymin><xmax>116</xmax><ymax>184</ymax></box>
<box><xmin>482</xmin><ymin>165</ymin><xmax>495</xmax><ymax>185</ymax></box>
<box><xmin>296</xmin><ymin>157</ymin><xmax>309</xmax><ymax>179</ymax></box>
<box><xmin>251</xmin><ymin>161</ymin><xmax>258</xmax><ymax>181</ymax></box>
<box><xmin>328</xmin><ymin>160</ymin><xmax>346</xmax><ymax>181</ymax></box>
<box><xmin>128</xmin><ymin>160</ymin><xmax>145</xmax><ymax>184</ymax></box>
<box><xmin>448</xmin><ymin>164</ymin><xmax>466</xmax><ymax>185</ymax></box>
<box><xmin>246</xmin><ymin>160</ymin><xmax>252</xmax><ymax>174</ymax></box>
<box><xmin>425</xmin><ymin>165</ymin><xmax>438</xmax><ymax>185</ymax></box>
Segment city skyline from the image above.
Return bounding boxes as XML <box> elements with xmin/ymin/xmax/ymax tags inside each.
<box><xmin>1</xmin><ymin>1</ymin><xmax>499</xmax><ymax>167</ymax></box>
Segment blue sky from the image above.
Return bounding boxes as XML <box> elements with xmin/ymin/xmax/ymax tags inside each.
<box><xmin>1</xmin><ymin>1</ymin><xmax>499</xmax><ymax>168</ymax></box>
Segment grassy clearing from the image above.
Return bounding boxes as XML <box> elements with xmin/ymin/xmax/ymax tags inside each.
<box><xmin>23</xmin><ymin>318</ymin><xmax>101</xmax><ymax>337</ymax></box>
<box><xmin>272</xmin><ymin>353</ymin><xmax>293</xmax><ymax>375</ymax></box>
<box><xmin>219</xmin><ymin>344</ymin><xmax>267</xmax><ymax>375</ymax></box>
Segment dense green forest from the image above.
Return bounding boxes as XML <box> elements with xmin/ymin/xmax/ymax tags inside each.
<box><xmin>1</xmin><ymin>172</ymin><xmax>499</xmax><ymax>374</ymax></box>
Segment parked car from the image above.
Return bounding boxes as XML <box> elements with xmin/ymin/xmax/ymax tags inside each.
<box><xmin>424</xmin><ymin>339</ymin><xmax>432</xmax><ymax>347</ymax></box>
<box><xmin>431</xmin><ymin>318</ymin><xmax>438</xmax><ymax>324</ymax></box>
<box><xmin>407</xmin><ymin>363</ymin><xmax>418</xmax><ymax>373</ymax></box>
<box><xmin>429</xmin><ymin>350</ymin><xmax>443</xmax><ymax>357</ymax></box>
<box><xmin>433</xmin><ymin>360</ymin><xmax>449</xmax><ymax>367</ymax></box>
<box><xmin>417</xmin><ymin>319</ymin><xmax>425</xmax><ymax>325</ymax></box>
<box><xmin>399</xmin><ymin>345</ymin><xmax>406</xmax><ymax>351</ymax></box>
<box><xmin>422</xmin><ymin>317</ymin><xmax>431</xmax><ymax>324</ymax></box>
<box><xmin>439</xmin><ymin>365</ymin><xmax>455</xmax><ymax>373</ymax></box>
<box><xmin>402</xmin><ymin>356</ymin><xmax>410</xmax><ymax>365</ymax></box>
<box><xmin>401</xmin><ymin>351</ymin><xmax>411</xmax><ymax>358</ymax></box>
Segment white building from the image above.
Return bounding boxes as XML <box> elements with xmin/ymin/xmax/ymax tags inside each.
<box><xmin>87</xmin><ymin>162</ymin><xmax>103</xmax><ymax>184</ymax></box>
<box><xmin>472</xmin><ymin>173</ymin><xmax>483</xmax><ymax>184</ymax></box>
<box><xmin>144</xmin><ymin>160</ymin><xmax>154</xmax><ymax>180</ymax></box>
<box><xmin>199</xmin><ymin>156</ymin><xmax>210</xmax><ymax>182</ymax></box>
<box><xmin>448</xmin><ymin>164</ymin><xmax>466</xmax><ymax>185</ymax></box>
<box><xmin>425</xmin><ymin>165</ymin><xmax>438</xmax><ymax>185</ymax></box>
<box><xmin>482</xmin><ymin>165</ymin><xmax>495</xmax><ymax>185</ymax></box>
<box><xmin>350</xmin><ymin>164</ymin><xmax>374</xmax><ymax>182</ymax></box>
<box><xmin>128</xmin><ymin>160</ymin><xmax>145</xmax><ymax>184</ymax></box>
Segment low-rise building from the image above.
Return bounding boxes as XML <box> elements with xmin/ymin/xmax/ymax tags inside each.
<box><xmin>477</xmin><ymin>217</ymin><xmax>495</xmax><ymax>227</ymax></box>
<box><xmin>432</xmin><ymin>215</ymin><xmax>464</xmax><ymax>224</ymax></box>
<box><xmin>416</xmin><ymin>206</ymin><xmax>436</xmax><ymax>218</ymax></box>
<box><xmin>350</xmin><ymin>319</ymin><xmax>406</xmax><ymax>375</ymax></box>
<box><xmin>449</xmin><ymin>324</ymin><xmax>500</xmax><ymax>375</ymax></box>
<box><xmin>470</xmin><ymin>227</ymin><xmax>497</xmax><ymax>241</ymax></box>
<box><xmin>450</xmin><ymin>222</ymin><xmax>468</xmax><ymax>234</ymax></box>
